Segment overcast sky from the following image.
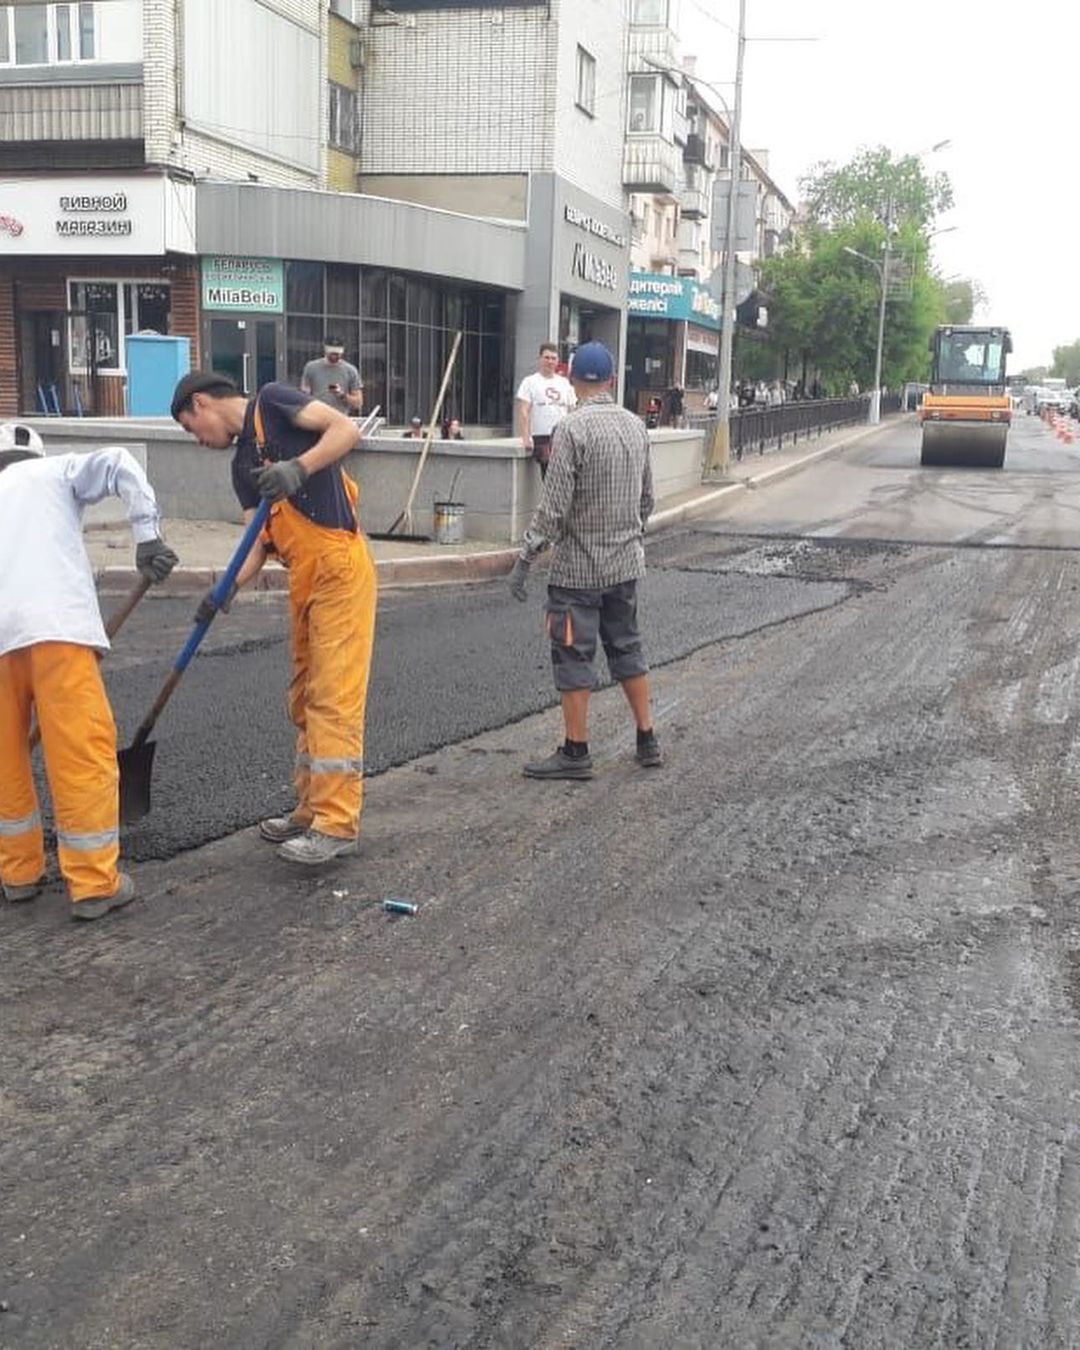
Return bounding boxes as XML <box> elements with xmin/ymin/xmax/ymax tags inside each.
<box><xmin>683</xmin><ymin>0</ymin><xmax>1072</xmax><ymax>371</ymax></box>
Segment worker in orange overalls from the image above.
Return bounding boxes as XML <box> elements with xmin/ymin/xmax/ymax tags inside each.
<box><xmin>0</xmin><ymin>426</ymin><xmax>179</xmax><ymax>920</ymax></box>
<box><xmin>171</xmin><ymin>371</ymin><xmax>377</xmax><ymax>867</ymax></box>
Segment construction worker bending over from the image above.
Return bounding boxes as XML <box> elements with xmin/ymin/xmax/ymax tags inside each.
<box><xmin>0</xmin><ymin>430</ymin><xmax>179</xmax><ymax>921</ymax></box>
<box><xmin>170</xmin><ymin>373</ymin><xmax>377</xmax><ymax>867</ymax></box>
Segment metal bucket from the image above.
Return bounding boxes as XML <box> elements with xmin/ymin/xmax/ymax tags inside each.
<box><xmin>433</xmin><ymin>500</ymin><xmax>466</xmax><ymax>545</ymax></box>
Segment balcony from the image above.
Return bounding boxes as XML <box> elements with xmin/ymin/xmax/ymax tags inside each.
<box><xmin>0</xmin><ymin>77</ymin><xmax>144</xmax><ymax>170</ymax></box>
<box><xmin>623</xmin><ymin>135</ymin><xmax>682</xmax><ymax>194</ymax></box>
<box><xmin>680</xmin><ymin>183</ymin><xmax>708</xmax><ymax>219</ymax></box>
<box><xmin>683</xmin><ymin>132</ymin><xmax>713</xmax><ymax>170</ymax></box>
<box><xmin>627</xmin><ymin>26</ymin><xmax>678</xmax><ymax>75</ymax></box>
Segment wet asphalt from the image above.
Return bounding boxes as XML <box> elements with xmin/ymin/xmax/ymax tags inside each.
<box><xmin>87</xmin><ymin>560</ymin><xmax>848</xmax><ymax>860</ymax></box>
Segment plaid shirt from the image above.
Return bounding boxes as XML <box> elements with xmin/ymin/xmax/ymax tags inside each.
<box><xmin>521</xmin><ymin>392</ymin><xmax>654</xmax><ymax>589</ymax></box>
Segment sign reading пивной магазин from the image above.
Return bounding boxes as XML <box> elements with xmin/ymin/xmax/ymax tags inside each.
<box><xmin>201</xmin><ymin>257</ymin><xmax>285</xmax><ymax>313</ymax></box>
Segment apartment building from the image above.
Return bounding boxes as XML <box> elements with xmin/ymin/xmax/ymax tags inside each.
<box><xmin>0</xmin><ymin>0</ymin><xmax>635</xmax><ymax>422</ymax></box>
<box><xmin>621</xmin><ymin>7</ymin><xmax>794</xmax><ymax>415</ymax></box>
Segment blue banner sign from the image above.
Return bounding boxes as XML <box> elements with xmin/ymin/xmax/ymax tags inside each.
<box><xmin>628</xmin><ymin>271</ymin><xmax>721</xmax><ymax>330</ymax></box>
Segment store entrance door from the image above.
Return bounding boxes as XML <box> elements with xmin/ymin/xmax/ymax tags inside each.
<box><xmin>206</xmin><ymin>316</ymin><xmax>282</xmax><ymax>394</ymax></box>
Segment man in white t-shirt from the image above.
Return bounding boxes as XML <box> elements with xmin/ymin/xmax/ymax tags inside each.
<box><xmin>515</xmin><ymin>342</ymin><xmax>576</xmax><ymax>479</ymax></box>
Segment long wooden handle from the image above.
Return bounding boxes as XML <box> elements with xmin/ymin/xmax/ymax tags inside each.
<box><xmin>399</xmin><ymin>331</ymin><xmax>463</xmax><ymax>523</ymax></box>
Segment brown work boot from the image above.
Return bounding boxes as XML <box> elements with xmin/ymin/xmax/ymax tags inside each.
<box><xmin>3</xmin><ymin>875</ymin><xmax>45</xmax><ymax>903</ymax></box>
<box><xmin>71</xmin><ymin>873</ymin><xmax>136</xmax><ymax>923</ymax></box>
<box><xmin>259</xmin><ymin>813</ymin><xmax>310</xmax><ymax>843</ymax></box>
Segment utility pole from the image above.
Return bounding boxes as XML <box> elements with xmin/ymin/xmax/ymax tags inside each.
<box><xmin>870</xmin><ymin>199</ymin><xmax>893</xmax><ymax>425</ymax></box>
<box><xmin>706</xmin><ymin>0</ymin><xmax>746</xmax><ymax>476</ymax></box>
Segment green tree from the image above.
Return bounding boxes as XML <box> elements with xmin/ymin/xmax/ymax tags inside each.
<box><xmin>800</xmin><ymin>145</ymin><xmax>953</xmax><ymax>231</ymax></box>
<box><xmin>940</xmin><ymin>278</ymin><xmax>986</xmax><ymax>325</ymax></box>
<box><xmin>1015</xmin><ymin>365</ymin><xmax>1048</xmax><ymax>384</ymax></box>
<box><xmin>1050</xmin><ymin>341</ymin><xmax>1080</xmax><ymax>386</ymax></box>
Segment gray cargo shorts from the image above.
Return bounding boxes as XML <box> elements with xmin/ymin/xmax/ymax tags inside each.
<box><xmin>545</xmin><ymin>581</ymin><xmax>649</xmax><ymax>691</ymax></box>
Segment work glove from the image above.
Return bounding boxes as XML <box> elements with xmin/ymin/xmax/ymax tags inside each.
<box><xmin>193</xmin><ymin>582</ymin><xmax>237</xmax><ymax>627</ymax></box>
<box><xmin>508</xmin><ymin>556</ymin><xmax>530</xmax><ymax>602</ymax></box>
<box><xmin>135</xmin><ymin>537</ymin><xmax>179</xmax><ymax>584</ymax></box>
<box><xmin>254</xmin><ymin>458</ymin><xmax>308</xmax><ymax>502</ymax></box>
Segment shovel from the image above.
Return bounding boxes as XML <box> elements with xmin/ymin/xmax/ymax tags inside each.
<box><xmin>29</xmin><ymin>574</ymin><xmax>153</xmax><ymax>753</ymax></box>
<box><xmin>119</xmin><ymin>501</ymin><xmax>270</xmax><ymax>824</ymax></box>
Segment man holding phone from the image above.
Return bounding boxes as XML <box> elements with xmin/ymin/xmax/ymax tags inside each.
<box><xmin>302</xmin><ymin>336</ymin><xmax>364</xmax><ymax>415</ymax></box>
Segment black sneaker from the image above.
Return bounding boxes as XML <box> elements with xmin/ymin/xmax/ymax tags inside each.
<box><xmin>635</xmin><ymin>732</ymin><xmax>663</xmax><ymax>768</ymax></box>
<box><xmin>523</xmin><ymin>747</ymin><xmax>594</xmax><ymax>781</ymax></box>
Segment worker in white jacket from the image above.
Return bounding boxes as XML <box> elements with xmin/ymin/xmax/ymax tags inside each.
<box><xmin>0</xmin><ymin>429</ymin><xmax>178</xmax><ymax>921</ymax></box>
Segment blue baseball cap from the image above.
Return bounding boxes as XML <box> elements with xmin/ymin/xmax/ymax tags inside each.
<box><xmin>570</xmin><ymin>341</ymin><xmax>614</xmax><ymax>383</ymax></box>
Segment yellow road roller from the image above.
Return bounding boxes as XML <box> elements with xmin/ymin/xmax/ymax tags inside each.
<box><xmin>920</xmin><ymin>325</ymin><xmax>1012</xmax><ymax>468</ymax></box>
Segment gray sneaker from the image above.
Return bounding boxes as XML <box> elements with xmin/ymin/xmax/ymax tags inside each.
<box><xmin>71</xmin><ymin>873</ymin><xmax>136</xmax><ymax>922</ymax></box>
<box><xmin>277</xmin><ymin>830</ymin><xmax>358</xmax><ymax>866</ymax></box>
<box><xmin>3</xmin><ymin>875</ymin><xmax>45</xmax><ymax>903</ymax></box>
<box><xmin>259</xmin><ymin>813</ymin><xmax>310</xmax><ymax>843</ymax></box>
<box><xmin>635</xmin><ymin>732</ymin><xmax>663</xmax><ymax>768</ymax></box>
<box><xmin>523</xmin><ymin>747</ymin><xmax>594</xmax><ymax>781</ymax></box>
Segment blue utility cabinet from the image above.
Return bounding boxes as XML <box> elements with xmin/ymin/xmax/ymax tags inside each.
<box><xmin>127</xmin><ymin>335</ymin><xmax>191</xmax><ymax>416</ymax></box>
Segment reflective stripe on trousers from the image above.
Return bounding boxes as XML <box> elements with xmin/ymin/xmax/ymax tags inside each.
<box><xmin>0</xmin><ymin>642</ymin><xmax>120</xmax><ymax>901</ymax></box>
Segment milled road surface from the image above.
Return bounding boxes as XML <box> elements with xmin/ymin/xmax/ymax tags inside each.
<box><xmin>6</xmin><ymin>412</ymin><xmax>1080</xmax><ymax>1346</ymax></box>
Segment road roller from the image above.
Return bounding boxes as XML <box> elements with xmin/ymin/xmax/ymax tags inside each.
<box><xmin>919</xmin><ymin>325</ymin><xmax>1012</xmax><ymax>468</ymax></box>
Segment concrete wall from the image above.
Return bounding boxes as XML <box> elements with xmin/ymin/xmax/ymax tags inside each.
<box><xmin>23</xmin><ymin>419</ymin><xmax>705</xmax><ymax>544</ymax></box>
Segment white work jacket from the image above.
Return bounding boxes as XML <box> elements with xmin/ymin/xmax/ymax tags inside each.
<box><xmin>0</xmin><ymin>448</ymin><xmax>161</xmax><ymax>659</ymax></box>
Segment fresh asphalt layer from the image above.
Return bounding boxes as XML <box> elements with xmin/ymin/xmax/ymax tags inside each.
<box><xmin>87</xmin><ymin>560</ymin><xmax>848</xmax><ymax>861</ymax></box>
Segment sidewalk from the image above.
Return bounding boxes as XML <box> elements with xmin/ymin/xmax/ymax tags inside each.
<box><xmin>88</xmin><ymin>417</ymin><xmax>891</xmax><ymax>591</ymax></box>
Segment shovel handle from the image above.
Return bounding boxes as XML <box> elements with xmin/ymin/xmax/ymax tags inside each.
<box><xmin>172</xmin><ymin>500</ymin><xmax>270</xmax><ymax>677</ymax></box>
<box><xmin>127</xmin><ymin>500</ymin><xmax>271</xmax><ymax>749</ymax></box>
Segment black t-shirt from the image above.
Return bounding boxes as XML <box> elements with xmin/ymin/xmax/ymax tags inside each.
<box><xmin>231</xmin><ymin>382</ymin><xmax>356</xmax><ymax>531</ymax></box>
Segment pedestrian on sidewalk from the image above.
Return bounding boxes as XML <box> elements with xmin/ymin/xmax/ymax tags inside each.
<box><xmin>507</xmin><ymin>341</ymin><xmax>662</xmax><ymax>779</ymax></box>
<box><xmin>301</xmin><ymin>336</ymin><xmax>364</xmax><ymax>416</ymax></box>
<box><xmin>0</xmin><ymin>428</ymin><xmax>179</xmax><ymax>920</ymax></box>
<box><xmin>515</xmin><ymin>342</ymin><xmax>576</xmax><ymax>480</ymax></box>
<box><xmin>171</xmin><ymin>371</ymin><xmax>377</xmax><ymax>867</ymax></box>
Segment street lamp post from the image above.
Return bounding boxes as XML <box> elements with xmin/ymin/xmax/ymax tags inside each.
<box><xmin>842</xmin><ymin>241</ymin><xmax>887</xmax><ymax>423</ymax></box>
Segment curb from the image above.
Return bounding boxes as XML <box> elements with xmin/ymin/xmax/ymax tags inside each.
<box><xmin>95</xmin><ymin>419</ymin><xmax>887</xmax><ymax>593</ymax></box>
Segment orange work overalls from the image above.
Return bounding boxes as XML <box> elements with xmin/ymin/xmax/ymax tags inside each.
<box><xmin>256</xmin><ymin>402</ymin><xmax>377</xmax><ymax>840</ymax></box>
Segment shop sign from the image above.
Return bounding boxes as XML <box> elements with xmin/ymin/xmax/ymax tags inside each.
<box><xmin>628</xmin><ymin>271</ymin><xmax>721</xmax><ymax>330</ymax></box>
<box><xmin>571</xmin><ymin>242</ymin><xmax>619</xmax><ymax>292</ymax></box>
<box><xmin>564</xmin><ymin>203</ymin><xmax>628</xmax><ymax>252</ymax></box>
<box><xmin>0</xmin><ymin>175</ymin><xmax>194</xmax><ymax>256</ymax></box>
<box><xmin>201</xmin><ymin>256</ymin><xmax>284</xmax><ymax>313</ymax></box>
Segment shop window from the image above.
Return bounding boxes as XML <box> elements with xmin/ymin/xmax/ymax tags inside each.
<box><xmin>286</xmin><ymin>260</ymin><xmax>324</xmax><ymax>316</ymax></box>
<box><xmin>387</xmin><ymin>273</ymin><xmax>406</xmax><ymax>322</ymax></box>
<box><xmin>361</xmin><ymin>268</ymin><xmax>387</xmax><ymax>318</ymax></box>
<box><xmin>285</xmin><ymin>316</ymin><xmax>323</xmax><ymax>386</ymax></box>
<box><xmin>67</xmin><ymin>278</ymin><xmax>171</xmax><ymax>373</ymax></box>
<box><xmin>326</xmin><ymin>263</ymin><xmax>359</xmax><ymax>318</ymax></box>
<box><xmin>575</xmin><ymin>45</ymin><xmax>595</xmax><ymax>117</ymax></box>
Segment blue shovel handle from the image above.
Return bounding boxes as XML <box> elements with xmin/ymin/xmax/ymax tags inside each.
<box><xmin>174</xmin><ymin>499</ymin><xmax>270</xmax><ymax>674</ymax></box>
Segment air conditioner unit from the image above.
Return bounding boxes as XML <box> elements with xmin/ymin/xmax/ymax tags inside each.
<box><xmin>349</xmin><ymin>37</ymin><xmax>365</xmax><ymax>69</ymax></box>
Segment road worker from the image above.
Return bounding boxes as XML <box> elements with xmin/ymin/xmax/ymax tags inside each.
<box><xmin>0</xmin><ymin>427</ymin><xmax>179</xmax><ymax>920</ymax></box>
<box><xmin>170</xmin><ymin>372</ymin><xmax>377</xmax><ymax>867</ymax></box>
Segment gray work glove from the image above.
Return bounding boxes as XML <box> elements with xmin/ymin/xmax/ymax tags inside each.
<box><xmin>508</xmin><ymin>556</ymin><xmax>530</xmax><ymax>602</ymax></box>
<box><xmin>193</xmin><ymin>583</ymin><xmax>237</xmax><ymax>627</ymax></box>
<box><xmin>135</xmin><ymin>537</ymin><xmax>179</xmax><ymax>584</ymax></box>
<box><xmin>254</xmin><ymin>458</ymin><xmax>308</xmax><ymax>502</ymax></box>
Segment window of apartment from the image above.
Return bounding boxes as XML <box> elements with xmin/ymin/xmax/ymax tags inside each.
<box><xmin>628</xmin><ymin>74</ymin><xmax>658</xmax><ymax>133</ymax></box>
<box><xmin>328</xmin><ymin>83</ymin><xmax>359</xmax><ymax>154</ymax></box>
<box><xmin>1</xmin><ymin>3</ymin><xmax>97</xmax><ymax>66</ymax></box>
<box><xmin>67</xmin><ymin>279</ymin><xmax>171</xmax><ymax>374</ymax></box>
<box><xmin>575</xmin><ymin>45</ymin><xmax>595</xmax><ymax>117</ymax></box>
<box><xmin>630</xmin><ymin>0</ymin><xmax>669</xmax><ymax>24</ymax></box>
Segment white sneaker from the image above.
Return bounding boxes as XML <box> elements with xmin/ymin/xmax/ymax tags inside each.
<box><xmin>277</xmin><ymin>830</ymin><xmax>358</xmax><ymax>866</ymax></box>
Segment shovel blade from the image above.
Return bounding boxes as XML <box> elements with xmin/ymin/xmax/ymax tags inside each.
<box><xmin>118</xmin><ymin>740</ymin><xmax>157</xmax><ymax>824</ymax></box>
